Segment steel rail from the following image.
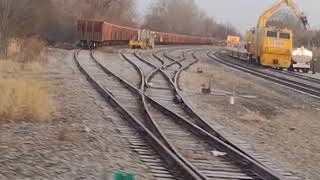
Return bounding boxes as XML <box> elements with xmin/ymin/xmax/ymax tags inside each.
<box><xmin>74</xmin><ymin>49</ymin><xmax>203</xmax><ymax>180</ymax></box>
<box><xmin>121</xmin><ymin>51</ymin><xmax>207</xmax><ymax>179</ymax></box>
<box><xmin>208</xmin><ymin>52</ymin><xmax>320</xmax><ymax>99</ymax></box>
<box><xmin>270</xmin><ymin>69</ymin><xmax>320</xmax><ymax>84</ymax></box>
<box><xmin>133</xmin><ymin>49</ymin><xmax>288</xmax><ymax>180</ymax></box>
<box><xmin>219</xmin><ymin>51</ymin><xmax>320</xmax><ymax>88</ymax></box>
<box><xmin>97</xmin><ymin>49</ymin><xmax>260</xmax><ymax>179</ymax></box>
<box><xmin>160</xmin><ymin>50</ymin><xmax>288</xmax><ymax>180</ymax></box>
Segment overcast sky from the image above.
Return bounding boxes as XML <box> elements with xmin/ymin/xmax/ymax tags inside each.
<box><xmin>137</xmin><ymin>0</ymin><xmax>319</xmax><ymax>32</ymax></box>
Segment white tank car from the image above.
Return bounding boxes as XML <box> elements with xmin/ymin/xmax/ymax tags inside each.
<box><xmin>292</xmin><ymin>47</ymin><xmax>313</xmax><ymax>72</ymax></box>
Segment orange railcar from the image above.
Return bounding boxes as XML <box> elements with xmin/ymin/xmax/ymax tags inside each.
<box><xmin>77</xmin><ymin>19</ymin><xmax>138</xmax><ymax>48</ymax></box>
<box><xmin>77</xmin><ymin>19</ymin><xmax>214</xmax><ymax>48</ymax></box>
<box><xmin>155</xmin><ymin>32</ymin><xmax>213</xmax><ymax>45</ymax></box>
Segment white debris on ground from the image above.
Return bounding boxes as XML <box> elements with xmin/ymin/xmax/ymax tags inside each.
<box><xmin>211</xmin><ymin>150</ymin><xmax>227</xmax><ymax>157</ymax></box>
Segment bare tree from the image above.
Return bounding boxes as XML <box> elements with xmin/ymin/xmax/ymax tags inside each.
<box><xmin>0</xmin><ymin>0</ymin><xmax>57</xmax><ymax>54</ymax></box>
<box><xmin>49</xmin><ymin>0</ymin><xmax>137</xmax><ymax>42</ymax></box>
<box><xmin>0</xmin><ymin>0</ymin><xmax>12</xmax><ymax>55</ymax></box>
<box><xmin>0</xmin><ymin>0</ymin><xmax>138</xmax><ymax>47</ymax></box>
<box><xmin>143</xmin><ymin>0</ymin><xmax>198</xmax><ymax>34</ymax></box>
<box><xmin>143</xmin><ymin>0</ymin><xmax>239</xmax><ymax>39</ymax></box>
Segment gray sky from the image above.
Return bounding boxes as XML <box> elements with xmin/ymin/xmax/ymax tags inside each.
<box><xmin>137</xmin><ymin>0</ymin><xmax>319</xmax><ymax>32</ymax></box>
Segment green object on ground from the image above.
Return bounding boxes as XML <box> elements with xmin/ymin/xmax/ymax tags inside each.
<box><xmin>124</xmin><ymin>172</ymin><xmax>134</xmax><ymax>180</ymax></box>
<box><xmin>114</xmin><ymin>172</ymin><xmax>123</xmax><ymax>180</ymax></box>
<box><xmin>113</xmin><ymin>172</ymin><xmax>134</xmax><ymax>180</ymax></box>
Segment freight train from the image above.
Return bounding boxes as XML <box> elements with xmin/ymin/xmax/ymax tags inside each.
<box><xmin>77</xmin><ymin>19</ymin><xmax>214</xmax><ymax>48</ymax></box>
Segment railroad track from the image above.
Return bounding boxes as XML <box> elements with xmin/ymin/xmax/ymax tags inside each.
<box><xmin>74</xmin><ymin>49</ymin><xmax>198</xmax><ymax>180</ymax></box>
<box><xmin>208</xmin><ymin>51</ymin><xmax>320</xmax><ymax>99</ymax></box>
<box><xmin>127</xmin><ymin>49</ymin><xmax>290</xmax><ymax>179</ymax></box>
<box><xmin>164</xmin><ymin>50</ymin><xmax>301</xmax><ymax>180</ymax></box>
<box><xmin>270</xmin><ymin>69</ymin><xmax>320</xmax><ymax>85</ymax></box>
<box><xmin>74</xmin><ymin>48</ymin><xmax>295</xmax><ymax>179</ymax></box>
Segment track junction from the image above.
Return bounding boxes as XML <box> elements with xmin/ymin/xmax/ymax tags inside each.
<box><xmin>74</xmin><ymin>47</ymin><xmax>306</xmax><ymax>180</ymax></box>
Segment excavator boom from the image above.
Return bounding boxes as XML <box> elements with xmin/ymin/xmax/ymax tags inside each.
<box><xmin>245</xmin><ymin>0</ymin><xmax>311</xmax><ymax>70</ymax></box>
<box><xmin>285</xmin><ymin>0</ymin><xmax>309</xmax><ymax>29</ymax></box>
<box><xmin>257</xmin><ymin>0</ymin><xmax>309</xmax><ymax>29</ymax></box>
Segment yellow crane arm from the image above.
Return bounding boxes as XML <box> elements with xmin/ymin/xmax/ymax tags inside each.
<box><xmin>257</xmin><ymin>0</ymin><xmax>309</xmax><ymax>29</ymax></box>
<box><xmin>285</xmin><ymin>0</ymin><xmax>309</xmax><ymax>29</ymax></box>
<box><xmin>257</xmin><ymin>0</ymin><xmax>284</xmax><ymax>28</ymax></box>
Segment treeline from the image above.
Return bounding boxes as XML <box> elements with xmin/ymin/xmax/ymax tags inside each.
<box><xmin>50</xmin><ymin>0</ymin><xmax>137</xmax><ymax>42</ymax></box>
<box><xmin>0</xmin><ymin>0</ymin><xmax>241</xmax><ymax>55</ymax></box>
<box><xmin>267</xmin><ymin>10</ymin><xmax>320</xmax><ymax>47</ymax></box>
<box><xmin>0</xmin><ymin>0</ymin><xmax>55</xmax><ymax>54</ymax></box>
<box><xmin>3</xmin><ymin>0</ymin><xmax>319</xmax><ymax>54</ymax></box>
<box><xmin>143</xmin><ymin>0</ymin><xmax>239</xmax><ymax>38</ymax></box>
<box><xmin>0</xmin><ymin>0</ymin><xmax>136</xmax><ymax>54</ymax></box>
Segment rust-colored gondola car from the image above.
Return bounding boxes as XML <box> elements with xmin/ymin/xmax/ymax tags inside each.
<box><xmin>77</xmin><ymin>19</ymin><xmax>138</xmax><ymax>48</ymax></box>
<box><xmin>154</xmin><ymin>32</ymin><xmax>214</xmax><ymax>45</ymax></box>
<box><xmin>77</xmin><ymin>19</ymin><xmax>214</xmax><ymax>48</ymax></box>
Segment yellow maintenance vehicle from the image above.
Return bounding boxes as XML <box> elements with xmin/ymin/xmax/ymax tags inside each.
<box><xmin>226</xmin><ymin>35</ymin><xmax>240</xmax><ymax>47</ymax></box>
<box><xmin>246</xmin><ymin>0</ymin><xmax>309</xmax><ymax>68</ymax></box>
<box><xmin>129</xmin><ymin>29</ymin><xmax>155</xmax><ymax>49</ymax></box>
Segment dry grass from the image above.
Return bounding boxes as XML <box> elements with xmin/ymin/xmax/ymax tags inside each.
<box><xmin>1</xmin><ymin>37</ymin><xmax>47</xmax><ymax>71</ymax></box>
<box><xmin>0</xmin><ymin>37</ymin><xmax>52</xmax><ymax>123</ymax></box>
<box><xmin>0</xmin><ymin>60</ymin><xmax>42</xmax><ymax>72</ymax></box>
<box><xmin>0</xmin><ymin>77</ymin><xmax>51</xmax><ymax>123</ymax></box>
<box><xmin>17</xmin><ymin>37</ymin><xmax>48</xmax><ymax>64</ymax></box>
<box><xmin>3</xmin><ymin>37</ymin><xmax>47</xmax><ymax>63</ymax></box>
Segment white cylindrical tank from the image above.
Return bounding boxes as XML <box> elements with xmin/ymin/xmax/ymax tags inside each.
<box><xmin>292</xmin><ymin>47</ymin><xmax>313</xmax><ymax>64</ymax></box>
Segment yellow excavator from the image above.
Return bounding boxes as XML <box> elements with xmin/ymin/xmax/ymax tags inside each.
<box><xmin>246</xmin><ymin>0</ymin><xmax>309</xmax><ymax>69</ymax></box>
<box><xmin>129</xmin><ymin>29</ymin><xmax>155</xmax><ymax>49</ymax></box>
<box><xmin>226</xmin><ymin>35</ymin><xmax>240</xmax><ymax>47</ymax></box>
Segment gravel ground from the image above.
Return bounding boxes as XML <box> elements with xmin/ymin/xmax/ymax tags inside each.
<box><xmin>180</xmin><ymin>49</ymin><xmax>320</xmax><ymax>180</ymax></box>
<box><xmin>94</xmin><ymin>50</ymin><xmax>141</xmax><ymax>88</ymax></box>
<box><xmin>2</xmin><ymin>46</ymin><xmax>317</xmax><ymax>179</ymax></box>
<box><xmin>0</xmin><ymin>48</ymin><xmax>153</xmax><ymax>179</ymax></box>
<box><xmin>303</xmin><ymin>72</ymin><xmax>320</xmax><ymax>79</ymax></box>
